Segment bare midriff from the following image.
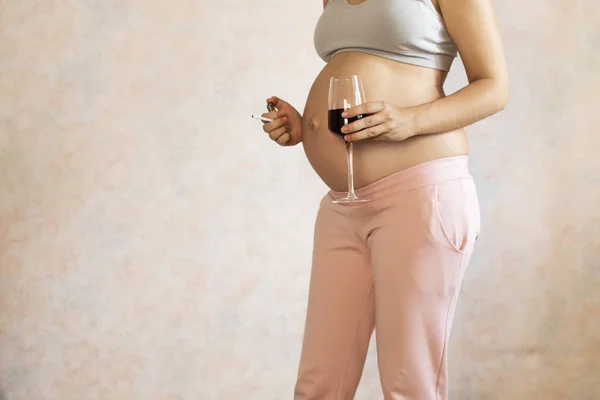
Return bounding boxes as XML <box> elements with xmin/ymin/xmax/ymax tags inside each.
<box><xmin>301</xmin><ymin>51</ymin><xmax>470</xmax><ymax>192</ymax></box>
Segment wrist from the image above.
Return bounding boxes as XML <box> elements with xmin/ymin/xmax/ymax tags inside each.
<box><xmin>406</xmin><ymin>103</ymin><xmax>427</xmax><ymax>137</ymax></box>
<box><xmin>392</xmin><ymin>104</ymin><xmax>425</xmax><ymax>140</ymax></box>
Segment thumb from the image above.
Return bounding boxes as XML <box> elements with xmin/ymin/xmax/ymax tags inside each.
<box><xmin>267</xmin><ymin>96</ymin><xmax>287</xmax><ymax>110</ymax></box>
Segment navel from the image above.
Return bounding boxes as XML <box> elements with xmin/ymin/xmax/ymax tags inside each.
<box><xmin>309</xmin><ymin>117</ymin><xmax>320</xmax><ymax>132</ymax></box>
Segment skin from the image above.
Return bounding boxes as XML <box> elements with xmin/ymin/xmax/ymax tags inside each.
<box><xmin>261</xmin><ymin>0</ymin><xmax>508</xmax><ymax>192</ymax></box>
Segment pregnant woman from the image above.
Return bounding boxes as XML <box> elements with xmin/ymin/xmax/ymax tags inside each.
<box><xmin>261</xmin><ymin>0</ymin><xmax>507</xmax><ymax>398</ymax></box>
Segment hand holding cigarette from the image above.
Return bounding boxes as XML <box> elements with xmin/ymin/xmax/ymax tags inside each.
<box><xmin>253</xmin><ymin>96</ymin><xmax>303</xmax><ymax>147</ymax></box>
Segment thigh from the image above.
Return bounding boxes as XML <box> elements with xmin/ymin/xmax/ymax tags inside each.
<box><xmin>368</xmin><ymin>180</ymin><xmax>479</xmax><ymax>399</ymax></box>
<box><xmin>295</xmin><ymin>201</ymin><xmax>375</xmax><ymax>399</ymax></box>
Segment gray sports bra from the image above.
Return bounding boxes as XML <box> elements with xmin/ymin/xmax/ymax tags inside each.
<box><xmin>314</xmin><ymin>0</ymin><xmax>457</xmax><ymax>71</ymax></box>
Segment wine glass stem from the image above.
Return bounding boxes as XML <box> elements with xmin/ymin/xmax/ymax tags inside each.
<box><xmin>345</xmin><ymin>141</ymin><xmax>357</xmax><ymax>198</ymax></box>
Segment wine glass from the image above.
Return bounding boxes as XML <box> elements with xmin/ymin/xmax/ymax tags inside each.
<box><xmin>328</xmin><ymin>75</ymin><xmax>370</xmax><ymax>204</ymax></box>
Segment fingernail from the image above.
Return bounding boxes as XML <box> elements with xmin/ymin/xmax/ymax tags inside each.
<box><xmin>345</xmin><ymin>135</ymin><xmax>352</xmax><ymax>141</ymax></box>
<box><xmin>342</xmin><ymin>112</ymin><xmax>348</xmax><ymax>117</ymax></box>
<box><xmin>341</xmin><ymin>126</ymin><xmax>348</xmax><ymax>133</ymax></box>
<box><xmin>282</xmin><ymin>117</ymin><xmax>288</xmax><ymax>122</ymax></box>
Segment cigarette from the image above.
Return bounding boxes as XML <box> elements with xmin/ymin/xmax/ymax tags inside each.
<box><xmin>251</xmin><ymin>115</ymin><xmax>274</xmax><ymax>123</ymax></box>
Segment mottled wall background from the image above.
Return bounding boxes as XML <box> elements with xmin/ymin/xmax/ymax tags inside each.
<box><xmin>1</xmin><ymin>0</ymin><xmax>599</xmax><ymax>399</ymax></box>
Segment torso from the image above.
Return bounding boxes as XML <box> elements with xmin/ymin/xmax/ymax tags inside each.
<box><xmin>302</xmin><ymin>1</ymin><xmax>469</xmax><ymax>192</ymax></box>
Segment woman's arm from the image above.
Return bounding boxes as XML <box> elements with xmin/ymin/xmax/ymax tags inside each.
<box><xmin>340</xmin><ymin>0</ymin><xmax>508</xmax><ymax>142</ymax></box>
<box><xmin>410</xmin><ymin>0</ymin><xmax>509</xmax><ymax>136</ymax></box>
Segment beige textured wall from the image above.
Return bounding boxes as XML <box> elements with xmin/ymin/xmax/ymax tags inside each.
<box><xmin>1</xmin><ymin>0</ymin><xmax>599</xmax><ymax>399</ymax></box>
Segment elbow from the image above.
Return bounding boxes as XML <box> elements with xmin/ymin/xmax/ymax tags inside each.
<box><xmin>474</xmin><ymin>76</ymin><xmax>509</xmax><ymax>114</ymax></box>
<box><xmin>495</xmin><ymin>87</ymin><xmax>509</xmax><ymax>112</ymax></box>
<box><xmin>493</xmin><ymin>78</ymin><xmax>509</xmax><ymax>112</ymax></box>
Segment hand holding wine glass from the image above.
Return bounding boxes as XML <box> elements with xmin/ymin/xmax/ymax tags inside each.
<box><xmin>338</xmin><ymin>101</ymin><xmax>417</xmax><ymax>143</ymax></box>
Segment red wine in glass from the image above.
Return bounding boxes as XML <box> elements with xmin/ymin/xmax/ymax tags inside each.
<box><xmin>328</xmin><ymin>109</ymin><xmax>372</xmax><ymax>139</ymax></box>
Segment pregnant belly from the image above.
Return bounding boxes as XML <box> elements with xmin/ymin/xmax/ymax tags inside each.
<box><xmin>301</xmin><ymin>52</ymin><xmax>469</xmax><ymax>192</ymax></box>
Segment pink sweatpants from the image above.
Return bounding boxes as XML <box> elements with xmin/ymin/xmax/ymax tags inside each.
<box><xmin>294</xmin><ymin>156</ymin><xmax>480</xmax><ymax>400</ymax></box>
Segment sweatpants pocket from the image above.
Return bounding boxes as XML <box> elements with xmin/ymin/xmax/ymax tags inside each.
<box><xmin>433</xmin><ymin>178</ymin><xmax>480</xmax><ymax>254</ymax></box>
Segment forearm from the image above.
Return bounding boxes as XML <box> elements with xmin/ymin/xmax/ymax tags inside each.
<box><xmin>410</xmin><ymin>78</ymin><xmax>508</xmax><ymax>136</ymax></box>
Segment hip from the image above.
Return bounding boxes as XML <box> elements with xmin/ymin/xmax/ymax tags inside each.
<box><xmin>315</xmin><ymin>154</ymin><xmax>481</xmax><ymax>255</ymax></box>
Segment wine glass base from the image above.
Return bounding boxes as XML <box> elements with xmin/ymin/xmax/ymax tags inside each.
<box><xmin>332</xmin><ymin>197</ymin><xmax>371</xmax><ymax>204</ymax></box>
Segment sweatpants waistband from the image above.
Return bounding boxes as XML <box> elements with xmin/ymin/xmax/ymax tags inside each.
<box><xmin>329</xmin><ymin>156</ymin><xmax>472</xmax><ymax>202</ymax></box>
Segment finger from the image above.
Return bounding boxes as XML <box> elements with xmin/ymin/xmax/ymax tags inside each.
<box><xmin>268</xmin><ymin>125</ymin><xmax>288</xmax><ymax>141</ymax></box>
<box><xmin>342</xmin><ymin>113</ymin><xmax>386</xmax><ymax>134</ymax></box>
<box><xmin>342</xmin><ymin>101</ymin><xmax>386</xmax><ymax>118</ymax></box>
<box><xmin>262</xmin><ymin>116</ymin><xmax>288</xmax><ymax>133</ymax></box>
<box><xmin>345</xmin><ymin>123</ymin><xmax>388</xmax><ymax>142</ymax></box>
<box><xmin>261</xmin><ymin>111</ymin><xmax>279</xmax><ymax>120</ymax></box>
<box><xmin>276</xmin><ymin>133</ymin><xmax>291</xmax><ymax>146</ymax></box>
